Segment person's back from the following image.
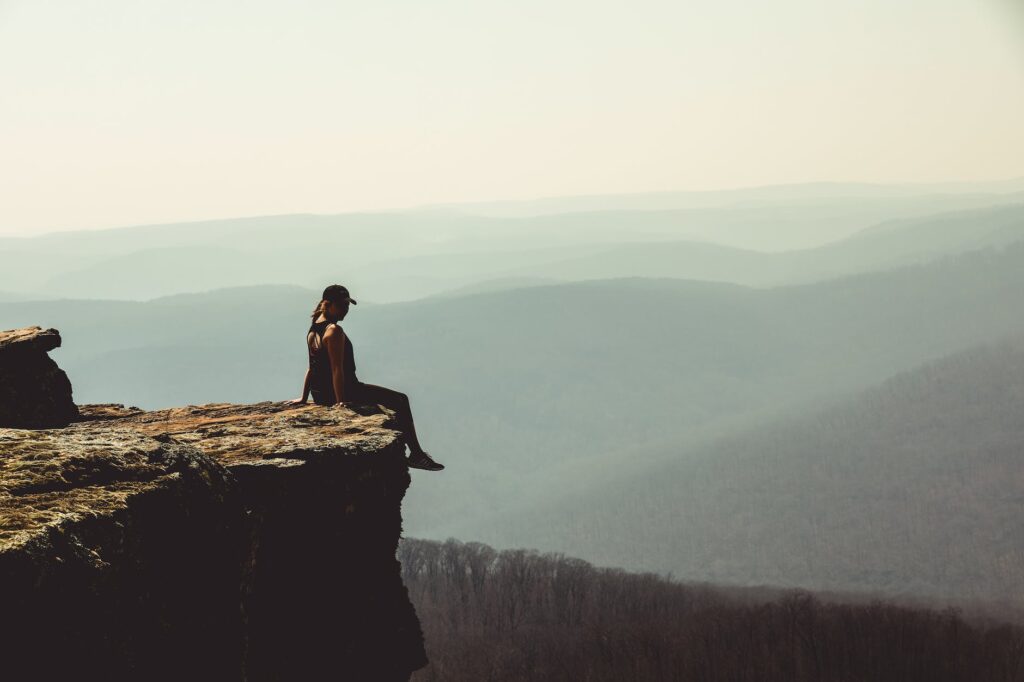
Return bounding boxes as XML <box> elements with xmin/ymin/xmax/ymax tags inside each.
<box><xmin>307</xmin><ymin>318</ymin><xmax>357</xmax><ymax>405</ymax></box>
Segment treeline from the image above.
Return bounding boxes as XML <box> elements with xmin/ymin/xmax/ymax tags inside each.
<box><xmin>401</xmin><ymin>538</ymin><xmax>1024</xmax><ymax>682</ymax></box>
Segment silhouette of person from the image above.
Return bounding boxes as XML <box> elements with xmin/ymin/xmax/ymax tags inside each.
<box><xmin>291</xmin><ymin>284</ymin><xmax>444</xmax><ymax>472</ymax></box>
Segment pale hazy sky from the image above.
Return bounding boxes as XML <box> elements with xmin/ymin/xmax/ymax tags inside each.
<box><xmin>1</xmin><ymin>0</ymin><xmax>1023</xmax><ymax>235</ymax></box>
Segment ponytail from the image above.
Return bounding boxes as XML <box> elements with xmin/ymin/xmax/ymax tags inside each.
<box><xmin>311</xmin><ymin>299</ymin><xmax>326</xmax><ymax>320</ymax></box>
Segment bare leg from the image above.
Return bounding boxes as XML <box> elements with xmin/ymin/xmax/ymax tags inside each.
<box><xmin>349</xmin><ymin>383</ymin><xmax>426</xmax><ymax>454</ymax></box>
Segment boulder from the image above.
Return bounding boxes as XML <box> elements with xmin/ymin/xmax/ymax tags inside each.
<box><xmin>0</xmin><ymin>326</ymin><xmax>79</xmax><ymax>428</ymax></box>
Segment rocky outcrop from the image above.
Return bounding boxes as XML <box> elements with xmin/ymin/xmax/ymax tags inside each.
<box><xmin>1</xmin><ymin>393</ymin><xmax>427</xmax><ymax>679</ymax></box>
<box><xmin>0</xmin><ymin>326</ymin><xmax>79</xmax><ymax>428</ymax></box>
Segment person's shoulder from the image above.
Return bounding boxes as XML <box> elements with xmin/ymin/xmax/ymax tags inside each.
<box><xmin>323</xmin><ymin>323</ymin><xmax>345</xmax><ymax>339</ymax></box>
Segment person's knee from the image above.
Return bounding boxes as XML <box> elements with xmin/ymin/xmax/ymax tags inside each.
<box><xmin>373</xmin><ymin>387</ymin><xmax>408</xmax><ymax>407</ymax></box>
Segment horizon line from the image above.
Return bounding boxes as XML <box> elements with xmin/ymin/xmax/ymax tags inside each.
<box><xmin>3</xmin><ymin>175</ymin><xmax>1024</xmax><ymax>240</ymax></box>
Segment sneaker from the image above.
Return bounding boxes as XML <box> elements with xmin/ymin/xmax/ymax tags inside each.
<box><xmin>407</xmin><ymin>450</ymin><xmax>445</xmax><ymax>471</ymax></box>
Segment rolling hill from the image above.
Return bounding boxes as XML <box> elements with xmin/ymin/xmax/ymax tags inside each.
<box><xmin>462</xmin><ymin>339</ymin><xmax>1024</xmax><ymax>604</ymax></box>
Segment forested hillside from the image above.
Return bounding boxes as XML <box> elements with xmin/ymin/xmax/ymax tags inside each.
<box><xmin>402</xmin><ymin>538</ymin><xmax>1024</xmax><ymax>682</ymax></box>
<box><xmin>479</xmin><ymin>339</ymin><xmax>1024</xmax><ymax>603</ymax></box>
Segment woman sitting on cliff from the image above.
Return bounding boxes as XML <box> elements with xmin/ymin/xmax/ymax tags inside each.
<box><xmin>291</xmin><ymin>284</ymin><xmax>444</xmax><ymax>472</ymax></box>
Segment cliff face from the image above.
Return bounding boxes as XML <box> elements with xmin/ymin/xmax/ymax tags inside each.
<box><xmin>0</xmin><ymin>328</ymin><xmax>426</xmax><ymax>681</ymax></box>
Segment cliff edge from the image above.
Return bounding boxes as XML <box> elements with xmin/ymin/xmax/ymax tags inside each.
<box><xmin>0</xmin><ymin>327</ymin><xmax>427</xmax><ymax>681</ymax></box>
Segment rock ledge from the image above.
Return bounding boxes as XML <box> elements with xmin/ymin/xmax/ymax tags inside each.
<box><xmin>1</xmin><ymin>399</ymin><xmax>426</xmax><ymax>681</ymax></box>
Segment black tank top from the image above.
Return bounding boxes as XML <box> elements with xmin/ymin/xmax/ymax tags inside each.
<box><xmin>307</xmin><ymin>319</ymin><xmax>358</xmax><ymax>405</ymax></box>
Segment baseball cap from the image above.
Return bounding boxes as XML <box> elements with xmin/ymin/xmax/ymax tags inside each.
<box><xmin>322</xmin><ymin>284</ymin><xmax>358</xmax><ymax>305</ymax></box>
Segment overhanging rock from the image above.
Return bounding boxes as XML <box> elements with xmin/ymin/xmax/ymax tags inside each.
<box><xmin>0</xmin><ymin>400</ymin><xmax>427</xmax><ymax>682</ymax></box>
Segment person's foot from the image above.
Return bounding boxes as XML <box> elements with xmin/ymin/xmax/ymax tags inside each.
<box><xmin>407</xmin><ymin>450</ymin><xmax>445</xmax><ymax>471</ymax></box>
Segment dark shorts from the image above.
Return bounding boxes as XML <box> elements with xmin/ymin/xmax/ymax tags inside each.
<box><xmin>312</xmin><ymin>381</ymin><xmax>404</xmax><ymax>407</ymax></box>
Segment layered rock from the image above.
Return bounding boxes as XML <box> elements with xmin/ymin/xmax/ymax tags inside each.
<box><xmin>0</xmin><ymin>326</ymin><xmax>79</xmax><ymax>428</ymax></box>
<box><xmin>0</xmin><ymin>400</ymin><xmax>427</xmax><ymax>681</ymax></box>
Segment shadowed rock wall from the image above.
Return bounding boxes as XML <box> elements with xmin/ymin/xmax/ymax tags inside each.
<box><xmin>0</xmin><ymin>401</ymin><xmax>427</xmax><ymax>681</ymax></box>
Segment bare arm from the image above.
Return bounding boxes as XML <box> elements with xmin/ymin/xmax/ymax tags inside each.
<box><xmin>324</xmin><ymin>325</ymin><xmax>346</xmax><ymax>405</ymax></box>
<box><xmin>290</xmin><ymin>368</ymin><xmax>312</xmax><ymax>404</ymax></box>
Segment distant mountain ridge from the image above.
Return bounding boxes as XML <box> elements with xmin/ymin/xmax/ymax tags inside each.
<box><xmin>2</xmin><ymin>196</ymin><xmax>1023</xmax><ymax>302</ymax></box>
<box><xmin>411</xmin><ymin>179</ymin><xmax>1024</xmax><ymax>217</ymax></box>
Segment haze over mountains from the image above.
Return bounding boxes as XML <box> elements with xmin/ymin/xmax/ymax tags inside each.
<box><xmin>413</xmin><ymin>179</ymin><xmax>1024</xmax><ymax>219</ymax></box>
<box><xmin>2</xmin><ymin>180</ymin><xmax>1023</xmax><ymax>607</ymax></box>
<box><xmin>2</xmin><ymin>183</ymin><xmax>1023</xmax><ymax>302</ymax></box>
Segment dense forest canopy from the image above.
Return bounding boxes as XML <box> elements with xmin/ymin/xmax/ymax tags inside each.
<box><xmin>402</xmin><ymin>538</ymin><xmax>1024</xmax><ymax>682</ymax></box>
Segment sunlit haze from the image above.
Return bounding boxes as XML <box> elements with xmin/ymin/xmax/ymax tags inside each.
<box><xmin>1</xmin><ymin>0</ymin><xmax>1023</xmax><ymax>235</ymax></box>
